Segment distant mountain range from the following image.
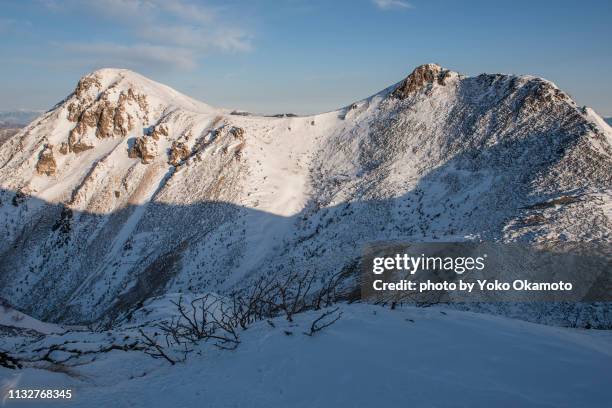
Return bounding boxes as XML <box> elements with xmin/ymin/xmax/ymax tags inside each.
<box><xmin>605</xmin><ymin>117</ymin><xmax>612</xmax><ymax>126</ymax></box>
<box><xmin>0</xmin><ymin>109</ymin><xmax>43</xmax><ymax>127</ymax></box>
<box><xmin>0</xmin><ymin>65</ymin><xmax>610</xmax><ymax>326</ymax></box>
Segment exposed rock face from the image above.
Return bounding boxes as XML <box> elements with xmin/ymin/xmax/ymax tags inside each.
<box><xmin>149</xmin><ymin>124</ymin><xmax>168</xmax><ymax>140</ymax></box>
<box><xmin>128</xmin><ymin>136</ymin><xmax>158</xmax><ymax>164</ymax></box>
<box><xmin>168</xmin><ymin>141</ymin><xmax>191</xmax><ymax>166</ymax></box>
<box><xmin>65</xmin><ymin>73</ymin><xmax>148</xmax><ymax>154</ymax></box>
<box><xmin>392</xmin><ymin>63</ymin><xmax>452</xmax><ymax>99</ymax></box>
<box><xmin>128</xmin><ymin>124</ymin><xmax>168</xmax><ymax>163</ymax></box>
<box><xmin>95</xmin><ymin>101</ymin><xmax>116</xmax><ymax>139</ymax></box>
<box><xmin>521</xmin><ymin>79</ymin><xmax>570</xmax><ymax>112</ymax></box>
<box><xmin>68</xmin><ymin>125</ymin><xmax>94</xmax><ymax>153</ymax></box>
<box><xmin>230</xmin><ymin>126</ymin><xmax>246</xmax><ymax>161</ymax></box>
<box><xmin>35</xmin><ymin>145</ymin><xmax>57</xmax><ymax>176</ymax></box>
<box><xmin>73</xmin><ymin>75</ymin><xmax>102</xmax><ymax>99</ymax></box>
<box><xmin>229</xmin><ymin>126</ymin><xmax>245</xmax><ymax>140</ymax></box>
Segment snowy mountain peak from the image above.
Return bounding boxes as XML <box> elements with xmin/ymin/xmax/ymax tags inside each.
<box><xmin>392</xmin><ymin>63</ymin><xmax>457</xmax><ymax>98</ymax></box>
<box><xmin>71</xmin><ymin>68</ymin><xmax>213</xmax><ymax>114</ymax></box>
<box><xmin>19</xmin><ymin>68</ymin><xmax>217</xmax><ymax>176</ymax></box>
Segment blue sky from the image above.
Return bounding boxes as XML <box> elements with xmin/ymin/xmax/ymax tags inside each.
<box><xmin>1</xmin><ymin>0</ymin><xmax>611</xmax><ymax>115</ymax></box>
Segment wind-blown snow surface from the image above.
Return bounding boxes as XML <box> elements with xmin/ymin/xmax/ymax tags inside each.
<box><xmin>0</xmin><ymin>65</ymin><xmax>611</xmax><ymax>324</ymax></box>
<box><xmin>1</xmin><ymin>305</ymin><xmax>611</xmax><ymax>408</ymax></box>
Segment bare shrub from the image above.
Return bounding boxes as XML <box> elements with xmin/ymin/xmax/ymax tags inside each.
<box><xmin>144</xmin><ymin>271</ymin><xmax>346</xmax><ymax>363</ymax></box>
<box><xmin>0</xmin><ymin>350</ymin><xmax>21</xmax><ymax>369</ymax></box>
<box><xmin>304</xmin><ymin>307</ymin><xmax>343</xmax><ymax>337</ymax></box>
<box><xmin>157</xmin><ymin>295</ymin><xmax>241</xmax><ymax>350</ymax></box>
<box><xmin>10</xmin><ymin>272</ymin><xmax>346</xmax><ymax>369</ymax></box>
<box><xmin>138</xmin><ymin>329</ymin><xmax>184</xmax><ymax>365</ymax></box>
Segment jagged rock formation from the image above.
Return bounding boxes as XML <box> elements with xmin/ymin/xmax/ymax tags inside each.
<box><xmin>66</xmin><ymin>75</ymin><xmax>148</xmax><ymax>153</ymax></box>
<box><xmin>35</xmin><ymin>144</ymin><xmax>57</xmax><ymax>176</ymax></box>
<box><xmin>149</xmin><ymin>124</ymin><xmax>168</xmax><ymax>140</ymax></box>
<box><xmin>0</xmin><ymin>65</ymin><xmax>610</xmax><ymax>325</ymax></box>
<box><xmin>392</xmin><ymin>63</ymin><xmax>452</xmax><ymax>98</ymax></box>
<box><xmin>129</xmin><ymin>136</ymin><xmax>158</xmax><ymax>164</ymax></box>
<box><xmin>168</xmin><ymin>141</ymin><xmax>191</xmax><ymax>166</ymax></box>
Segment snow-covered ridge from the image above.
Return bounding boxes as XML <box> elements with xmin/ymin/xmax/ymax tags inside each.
<box><xmin>72</xmin><ymin>68</ymin><xmax>214</xmax><ymax>113</ymax></box>
<box><xmin>0</xmin><ymin>64</ymin><xmax>611</xmax><ymax>324</ymax></box>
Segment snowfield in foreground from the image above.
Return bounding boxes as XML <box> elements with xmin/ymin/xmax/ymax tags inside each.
<box><xmin>2</xmin><ymin>304</ymin><xmax>611</xmax><ymax>408</ymax></box>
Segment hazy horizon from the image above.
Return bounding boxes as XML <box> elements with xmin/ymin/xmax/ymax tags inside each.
<box><xmin>1</xmin><ymin>0</ymin><xmax>611</xmax><ymax>116</ymax></box>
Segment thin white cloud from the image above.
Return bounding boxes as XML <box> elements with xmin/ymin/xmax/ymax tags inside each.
<box><xmin>372</xmin><ymin>0</ymin><xmax>414</xmax><ymax>10</ymax></box>
<box><xmin>40</xmin><ymin>0</ymin><xmax>155</xmax><ymax>20</ymax></box>
<box><xmin>41</xmin><ymin>0</ymin><xmax>253</xmax><ymax>71</ymax></box>
<box><xmin>158</xmin><ymin>1</ymin><xmax>215</xmax><ymax>24</ymax></box>
<box><xmin>139</xmin><ymin>25</ymin><xmax>252</xmax><ymax>53</ymax></box>
<box><xmin>62</xmin><ymin>42</ymin><xmax>199</xmax><ymax>71</ymax></box>
<box><xmin>72</xmin><ymin>0</ymin><xmax>214</xmax><ymax>24</ymax></box>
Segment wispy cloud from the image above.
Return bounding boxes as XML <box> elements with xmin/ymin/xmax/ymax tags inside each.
<box><xmin>139</xmin><ymin>25</ymin><xmax>253</xmax><ymax>53</ymax></box>
<box><xmin>41</xmin><ymin>0</ymin><xmax>253</xmax><ymax>71</ymax></box>
<box><xmin>61</xmin><ymin>42</ymin><xmax>199</xmax><ymax>71</ymax></box>
<box><xmin>158</xmin><ymin>0</ymin><xmax>215</xmax><ymax>24</ymax></box>
<box><xmin>0</xmin><ymin>18</ymin><xmax>32</xmax><ymax>35</ymax></box>
<box><xmin>372</xmin><ymin>0</ymin><xmax>414</xmax><ymax>10</ymax></box>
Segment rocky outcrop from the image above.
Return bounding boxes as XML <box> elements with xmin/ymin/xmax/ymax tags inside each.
<box><xmin>229</xmin><ymin>126</ymin><xmax>245</xmax><ymax>140</ymax></box>
<box><xmin>69</xmin><ymin>94</ymin><xmax>136</xmax><ymax>140</ymax></box>
<box><xmin>149</xmin><ymin>124</ymin><xmax>168</xmax><ymax>140</ymax></box>
<box><xmin>521</xmin><ymin>80</ymin><xmax>570</xmax><ymax>114</ymax></box>
<box><xmin>65</xmin><ymin>73</ymin><xmax>148</xmax><ymax>154</ymax></box>
<box><xmin>230</xmin><ymin>126</ymin><xmax>246</xmax><ymax>161</ymax></box>
<box><xmin>59</xmin><ymin>143</ymin><xmax>69</xmax><ymax>155</ymax></box>
<box><xmin>95</xmin><ymin>101</ymin><xmax>116</xmax><ymax>139</ymax></box>
<box><xmin>168</xmin><ymin>141</ymin><xmax>191</xmax><ymax>166</ymax></box>
<box><xmin>128</xmin><ymin>136</ymin><xmax>157</xmax><ymax>164</ymax></box>
<box><xmin>73</xmin><ymin>75</ymin><xmax>102</xmax><ymax>99</ymax></box>
<box><xmin>68</xmin><ymin>125</ymin><xmax>94</xmax><ymax>153</ymax></box>
<box><xmin>35</xmin><ymin>144</ymin><xmax>57</xmax><ymax>176</ymax></box>
<box><xmin>392</xmin><ymin>63</ymin><xmax>451</xmax><ymax>99</ymax></box>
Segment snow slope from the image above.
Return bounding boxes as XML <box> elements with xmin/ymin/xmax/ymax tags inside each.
<box><xmin>0</xmin><ymin>299</ymin><xmax>64</xmax><ymax>335</ymax></box>
<box><xmin>0</xmin><ymin>65</ymin><xmax>611</xmax><ymax>324</ymax></box>
<box><xmin>1</xmin><ymin>304</ymin><xmax>611</xmax><ymax>408</ymax></box>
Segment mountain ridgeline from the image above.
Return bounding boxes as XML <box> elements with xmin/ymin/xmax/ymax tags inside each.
<box><xmin>0</xmin><ymin>64</ymin><xmax>611</xmax><ymax>324</ymax></box>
